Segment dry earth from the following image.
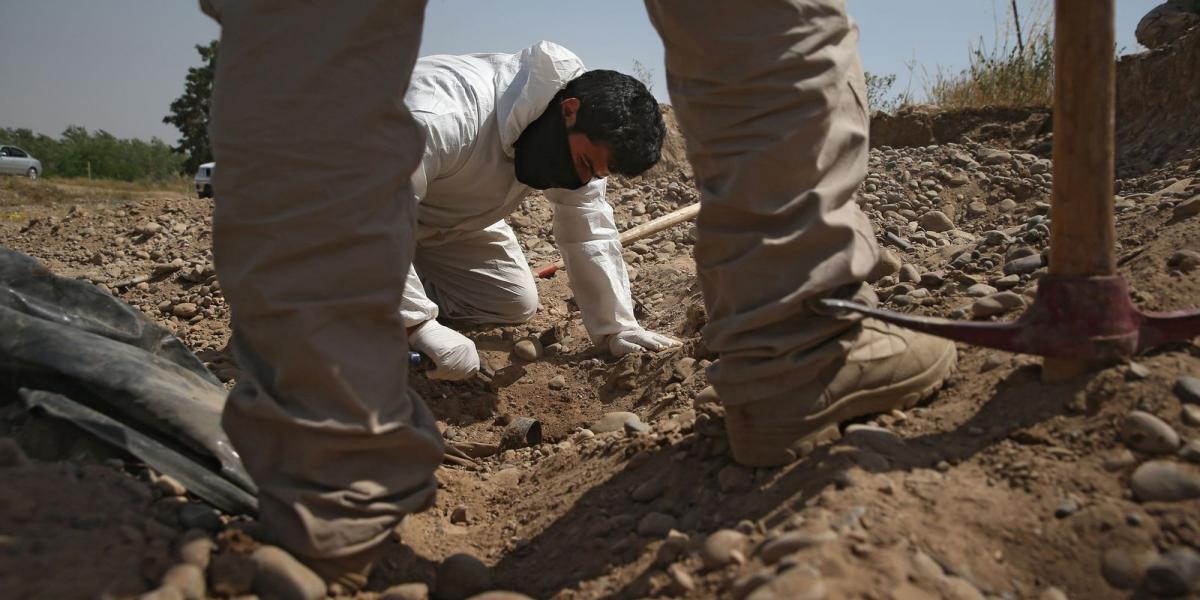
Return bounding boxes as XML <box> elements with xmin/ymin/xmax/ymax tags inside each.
<box><xmin>2</xmin><ymin>34</ymin><xmax>1200</xmax><ymax>600</ymax></box>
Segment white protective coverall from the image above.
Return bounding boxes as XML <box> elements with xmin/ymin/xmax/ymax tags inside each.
<box><xmin>400</xmin><ymin>42</ymin><xmax>664</xmax><ymax>377</ymax></box>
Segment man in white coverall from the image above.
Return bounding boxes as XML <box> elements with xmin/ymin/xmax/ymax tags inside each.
<box><xmin>202</xmin><ymin>0</ymin><xmax>956</xmax><ymax>591</ymax></box>
<box><xmin>403</xmin><ymin>42</ymin><xmax>679</xmax><ymax>381</ymax></box>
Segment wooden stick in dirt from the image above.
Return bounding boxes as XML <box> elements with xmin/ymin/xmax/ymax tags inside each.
<box><xmin>1042</xmin><ymin>0</ymin><xmax>1116</xmax><ymax>380</ymax></box>
<box><xmin>534</xmin><ymin>202</ymin><xmax>701</xmax><ymax>279</ymax></box>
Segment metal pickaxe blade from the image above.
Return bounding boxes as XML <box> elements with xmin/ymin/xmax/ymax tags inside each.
<box><xmin>818</xmin><ymin>276</ymin><xmax>1200</xmax><ymax>361</ymax></box>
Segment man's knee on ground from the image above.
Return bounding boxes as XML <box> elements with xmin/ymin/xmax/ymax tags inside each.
<box><xmin>493</xmin><ymin>282</ymin><xmax>538</xmax><ymax>324</ymax></box>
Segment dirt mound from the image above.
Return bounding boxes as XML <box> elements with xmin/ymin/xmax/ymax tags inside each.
<box><xmin>871</xmin><ymin>105</ymin><xmax>1051</xmax><ymax>150</ymax></box>
<box><xmin>642</xmin><ymin>105</ymin><xmax>692</xmax><ymax>180</ymax></box>
<box><xmin>1117</xmin><ymin>29</ymin><xmax>1200</xmax><ymax>176</ymax></box>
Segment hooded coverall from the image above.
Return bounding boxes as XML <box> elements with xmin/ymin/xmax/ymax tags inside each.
<box><xmin>204</xmin><ymin>0</ymin><xmax>876</xmax><ymax>561</ymax></box>
<box><xmin>400</xmin><ymin>42</ymin><xmax>643</xmax><ymax>350</ymax></box>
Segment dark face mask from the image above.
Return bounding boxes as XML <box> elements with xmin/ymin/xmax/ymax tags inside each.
<box><xmin>513</xmin><ymin>101</ymin><xmax>584</xmax><ymax>191</ymax></box>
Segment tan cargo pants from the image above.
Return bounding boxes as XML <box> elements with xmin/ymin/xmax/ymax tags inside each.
<box><xmin>205</xmin><ymin>0</ymin><xmax>877</xmax><ymax>561</ymax></box>
<box><xmin>203</xmin><ymin>1</ymin><xmax>443</xmax><ymax>560</ymax></box>
<box><xmin>645</xmin><ymin>0</ymin><xmax>880</xmax><ymax>406</ymax></box>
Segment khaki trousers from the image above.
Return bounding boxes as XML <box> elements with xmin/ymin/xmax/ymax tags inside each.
<box><xmin>645</xmin><ymin>0</ymin><xmax>880</xmax><ymax>405</ymax></box>
<box><xmin>205</xmin><ymin>0</ymin><xmax>878</xmax><ymax>561</ymax></box>
<box><xmin>203</xmin><ymin>0</ymin><xmax>443</xmax><ymax>560</ymax></box>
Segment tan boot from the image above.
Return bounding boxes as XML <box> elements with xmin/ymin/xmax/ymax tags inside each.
<box><xmin>716</xmin><ymin>319</ymin><xmax>956</xmax><ymax>467</ymax></box>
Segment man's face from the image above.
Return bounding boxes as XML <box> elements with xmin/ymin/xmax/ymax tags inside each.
<box><xmin>561</xmin><ymin>97</ymin><xmax>611</xmax><ymax>184</ymax></box>
<box><xmin>567</xmin><ymin>132</ymin><xmax>611</xmax><ymax>184</ymax></box>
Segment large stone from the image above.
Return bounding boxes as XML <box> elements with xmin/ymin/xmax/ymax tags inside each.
<box><xmin>1130</xmin><ymin>461</ymin><xmax>1200</xmax><ymax>502</ymax></box>
<box><xmin>1121</xmin><ymin>411</ymin><xmax>1181</xmax><ymax>454</ymax></box>
<box><xmin>591</xmin><ymin>412</ymin><xmax>641</xmax><ymax>434</ymax></box>
<box><xmin>1101</xmin><ymin>547</ymin><xmax>1159</xmax><ymax>589</ymax></box>
<box><xmin>1174</xmin><ymin>197</ymin><xmax>1200</xmax><ymax>219</ymax></box>
<box><xmin>1144</xmin><ymin>547</ymin><xmax>1200</xmax><ymax>596</ymax></box>
<box><xmin>977</xmin><ymin>148</ymin><xmax>1013</xmax><ymax>165</ymax></box>
<box><xmin>512</xmin><ymin>338</ymin><xmax>543</xmax><ymax>362</ymax></box>
<box><xmin>745</xmin><ymin>567</ymin><xmax>827</xmax><ymax>600</ymax></box>
<box><xmin>1176</xmin><ymin>376</ymin><xmax>1200</xmax><ymax>404</ymax></box>
<box><xmin>382</xmin><ymin>582</ymin><xmax>430</xmax><ymax>600</ymax></box>
<box><xmin>1136</xmin><ymin>1</ymin><xmax>1200</xmax><ymax>49</ymax></box>
<box><xmin>630</xmin><ymin>478</ymin><xmax>668</xmax><ymax>503</ymax></box>
<box><xmin>843</xmin><ymin>424</ymin><xmax>906</xmax><ymax>454</ymax></box>
<box><xmin>436</xmin><ymin>554</ymin><xmax>492</xmax><ymax>600</ymax></box>
<box><xmin>757</xmin><ymin>530</ymin><xmax>837</xmax><ymax>564</ymax></box>
<box><xmin>637</xmin><ymin>512</ymin><xmax>678</xmax><ymax>537</ymax></box>
<box><xmin>1003</xmin><ymin>254</ymin><xmax>1044</xmax><ymax>275</ymax></box>
<box><xmin>251</xmin><ymin>546</ymin><xmax>326</xmax><ymax>600</ymax></box>
<box><xmin>965</xmin><ymin>283</ymin><xmax>997</xmax><ymax>297</ymax></box>
<box><xmin>701</xmin><ymin>529</ymin><xmax>749</xmax><ymax>570</ymax></box>
<box><xmin>919</xmin><ymin>211</ymin><xmax>955</xmax><ymax>233</ymax></box>
<box><xmin>1167</xmin><ymin>249</ymin><xmax>1200</xmax><ymax>272</ymax></box>
<box><xmin>972</xmin><ymin>291</ymin><xmax>1025</xmax><ymax>318</ymax></box>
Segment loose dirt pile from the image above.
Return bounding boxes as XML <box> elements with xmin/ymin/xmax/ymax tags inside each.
<box><xmin>2</xmin><ymin>35</ymin><xmax>1200</xmax><ymax>600</ymax></box>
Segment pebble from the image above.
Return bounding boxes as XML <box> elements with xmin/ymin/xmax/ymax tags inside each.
<box><xmin>966</xmin><ymin>283</ymin><xmax>997</xmax><ymax>297</ymax></box>
<box><xmin>843</xmin><ymin>424</ymin><xmax>906</xmax><ymax>454</ymax></box>
<box><xmin>1181</xmin><ymin>439</ymin><xmax>1200</xmax><ymax>463</ymax></box>
<box><xmin>919</xmin><ymin>210</ymin><xmax>955</xmax><ymax>233</ymax></box>
<box><xmin>994</xmin><ymin>273</ymin><xmax>1021</xmax><ymax>289</ymax></box>
<box><xmin>1130</xmin><ymin>461</ymin><xmax>1200</xmax><ymax>502</ymax></box>
<box><xmin>899</xmin><ymin>264</ymin><xmax>920</xmax><ymax>283</ymax></box>
<box><xmin>624</xmin><ymin>420</ymin><xmax>650</xmax><ymax>434</ymax></box>
<box><xmin>1125</xmin><ymin>361</ymin><xmax>1151</xmax><ymax>380</ymax></box>
<box><xmin>176</xmin><ymin>531</ymin><xmax>214</xmax><ymax>569</ymax></box>
<box><xmin>436</xmin><ymin>554</ymin><xmax>492</xmax><ymax>600</ymax></box>
<box><xmin>153</xmin><ymin>474</ymin><xmax>187</xmax><ymax>497</ymax></box>
<box><xmin>1167</xmin><ymin>249</ymin><xmax>1200</xmax><ymax>272</ymax></box>
<box><xmin>758</xmin><ymin>530</ymin><xmax>837</xmax><ymax>564</ymax></box>
<box><xmin>977</xmin><ymin>148</ymin><xmax>1013</xmax><ymax>165</ymax></box>
<box><xmin>972</xmin><ymin>291</ymin><xmax>1025</xmax><ymax>318</ymax></box>
<box><xmin>161</xmin><ymin>564</ymin><xmax>205</xmax><ymax>600</ymax></box>
<box><xmin>171</xmin><ymin>303</ymin><xmax>199</xmax><ymax>319</ymax></box>
<box><xmin>1003</xmin><ymin>254</ymin><xmax>1044</xmax><ymax>275</ymax></box>
<box><xmin>1184</xmin><ymin>405</ymin><xmax>1200</xmax><ymax>426</ymax></box>
<box><xmin>1102</xmin><ymin>448</ymin><xmax>1138</xmax><ymax>471</ymax></box>
<box><xmin>637</xmin><ymin>512</ymin><xmax>677</xmax><ymax>537</ymax></box>
<box><xmin>1053</xmin><ymin>499</ymin><xmax>1079</xmax><ymax>519</ymax></box>
<box><xmin>178</xmin><ymin>503</ymin><xmax>221</xmax><ymax>532</ymax></box>
<box><xmin>547</xmin><ymin>375</ymin><xmax>565</xmax><ymax>390</ymax></box>
<box><xmin>1175</xmin><ymin>376</ymin><xmax>1200</xmax><ymax>404</ymax></box>
<box><xmin>591</xmin><ymin>412</ymin><xmax>641</xmax><ymax>434</ymax></box>
<box><xmin>512</xmin><ymin>338</ymin><xmax>543</xmax><ymax>362</ymax></box>
<box><xmin>209</xmin><ymin>553</ymin><xmax>257</xmax><ymax>596</ymax></box>
<box><xmin>717</xmin><ymin>465</ymin><xmax>754</xmax><ymax>493</ymax></box>
<box><xmin>1101</xmin><ymin>547</ymin><xmax>1159</xmax><ymax>589</ymax></box>
<box><xmin>1174</xmin><ymin>197</ymin><xmax>1200</xmax><ymax>219</ymax></box>
<box><xmin>745</xmin><ymin>566</ymin><xmax>826</xmax><ymax>600</ymax></box>
<box><xmin>1121</xmin><ymin>411</ymin><xmax>1180</xmax><ymax>454</ymax></box>
<box><xmin>451</xmin><ymin>504</ymin><xmax>471</xmax><ymax>524</ymax></box>
<box><xmin>1144</xmin><ymin>547</ymin><xmax>1200</xmax><ymax>596</ymax></box>
<box><xmin>667</xmin><ymin>563</ymin><xmax>696</xmax><ymax>594</ymax></box>
<box><xmin>1038</xmin><ymin>587</ymin><xmax>1068</xmax><ymax>600</ymax></box>
<box><xmin>251</xmin><ymin>546</ymin><xmax>326</xmax><ymax>600</ymax></box>
<box><xmin>0</xmin><ymin>438</ymin><xmax>28</xmax><ymax>468</ymax></box>
<box><xmin>701</xmin><ymin>529</ymin><xmax>748</xmax><ymax>569</ymax></box>
<box><xmin>631</xmin><ymin>478</ymin><xmax>668</xmax><ymax>503</ymax></box>
<box><xmin>140</xmin><ymin>587</ymin><xmax>184</xmax><ymax>600</ymax></box>
<box><xmin>919</xmin><ymin>271</ymin><xmax>945</xmax><ymax>287</ymax></box>
<box><xmin>381</xmin><ymin>582</ymin><xmax>429</xmax><ymax>600</ymax></box>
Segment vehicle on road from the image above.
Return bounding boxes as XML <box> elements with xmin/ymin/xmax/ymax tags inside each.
<box><xmin>195</xmin><ymin>162</ymin><xmax>214</xmax><ymax>198</ymax></box>
<box><xmin>0</xmin><ymin>145</ymin><xmax>43</xmax><ymax>179</ymax></box>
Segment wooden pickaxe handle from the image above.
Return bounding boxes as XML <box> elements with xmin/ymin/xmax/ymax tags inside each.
<box><xmin>535</xmin><ymin>202</ymin><xmax>701</xmax><ymax>278</ymax></box>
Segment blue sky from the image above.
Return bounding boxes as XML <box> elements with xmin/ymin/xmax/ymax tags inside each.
<box><xmin>0</xmin><ymin>1</ymin><xmax>1155</xmax><ymax>144</ymax></box>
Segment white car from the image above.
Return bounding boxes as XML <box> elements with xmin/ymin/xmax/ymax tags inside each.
<box><xmin>0</xmin><ymin>145</ymin><xmax>42</xmax><ymax>179</ymax></box>
<box><xmin>195</xmin><ymin>162</ymin><xmax>215</xmax><ymax>198</ymax></box>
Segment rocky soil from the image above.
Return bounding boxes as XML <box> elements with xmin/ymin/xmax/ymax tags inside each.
<box><xmin>2</xmin><ymin>35</ymin><xmax>1200</xmax><ymax>600</ymax></box>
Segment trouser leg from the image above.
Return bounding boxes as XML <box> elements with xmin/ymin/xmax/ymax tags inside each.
<box><xmin>645</xmin><ymin>0</ymin><xmax>880</xmax><ymax>405</ymax></box>
<box><xmin>204</xmin><ymin>0</ymin><xmax>442</xmax><ymax>560</ymax></box>
<box><xmin>415</xmin><ymin>220</ymin><xmax>539</xmax><ymax>325</ymax></box>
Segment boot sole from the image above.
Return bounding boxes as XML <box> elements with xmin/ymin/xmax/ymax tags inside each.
<box><xmin>728</xmin><ymin>342</ymin><xmax>958</xmax><ymax>467</ymax></box>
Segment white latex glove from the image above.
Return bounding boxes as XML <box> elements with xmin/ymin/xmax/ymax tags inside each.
<box><xmin>608</xmin><ymin>328</ymin><xmax>682</xmax><ymax>357</ymax></box>
<box><xmin>409</xmin><ymin>320</ymin><xmax>479</xmax><ymax>381</ymax></box>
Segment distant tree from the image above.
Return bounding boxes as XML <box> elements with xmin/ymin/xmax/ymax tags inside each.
<box><xmin>864</xmin><ymin>72</ymin><xmax>900</xmax><ymax>114</ymax></box>
<box><xmin>1</xmin><ymin>125</ymin><xmax>182</xmax><ymax>181</ymax></box>
<box><xmin>631</xmin><ymin>59</ymin><xmax>655</xmax><ymax>95</ymax></box>
<box><xmin>164</xmin><ymin>40</ymin><xmax>218</xmax><ymax>174</ymax></box>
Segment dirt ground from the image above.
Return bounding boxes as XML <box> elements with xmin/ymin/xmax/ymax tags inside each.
<box><xmin>2</xmin><ymin>35</ymin><xmax>1200</xmax><ymax>600</ymax></box>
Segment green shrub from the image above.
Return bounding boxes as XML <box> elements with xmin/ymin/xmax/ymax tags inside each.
<box><xmin>0</xmin><ymin>126</ymin><xmax>184</xmax><ymax>182</ymax></box>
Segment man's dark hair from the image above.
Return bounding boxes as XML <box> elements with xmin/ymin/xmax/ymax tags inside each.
<box><xmin>559</xmin><ymin>69</ymin><xmax>664</xmax><ymax>177</ymax></box>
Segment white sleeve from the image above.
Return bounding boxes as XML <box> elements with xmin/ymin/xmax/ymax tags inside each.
<box><xmin>400</xmin><ymin>265</ymin><xmax>439</xmax><ymax>328</ymax></box>
<box><xmin>544</xmin><ymin>178</ymin><xmax>640</xmax><ymax>346</ymax></box>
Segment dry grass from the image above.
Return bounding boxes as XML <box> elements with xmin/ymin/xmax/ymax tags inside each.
<box><xmin>0</xmin><ymin>174</ymin><xmax>191</xmax><ymax>208</ymax></box>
